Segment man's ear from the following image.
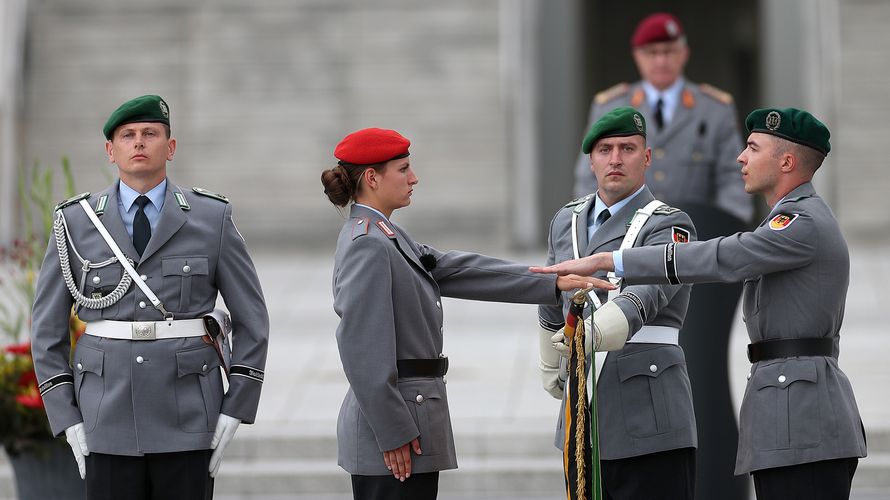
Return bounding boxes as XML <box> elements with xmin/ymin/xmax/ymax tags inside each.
<box><xmin>105</xmin><ymin>141</ymin><xmax>115</xmax><ymax>163</ymax></box>
<box><xmin>779</xmin><ymin>152</ymin><xmax>795</xmax><ymax>173</ymax></box>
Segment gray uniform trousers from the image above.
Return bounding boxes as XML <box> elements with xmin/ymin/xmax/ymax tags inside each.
<box><xmin>574</xmin><ymin>80</ymin><xmax>752</xmax><ymax>223</ymax></box>
<box><xmin>31</xmin><ymin>180</ymin><xmax>269</xmax><ymax>456</ymax></box>
<box><xmin>539</xmin><ymin>187</ymin><xmax>699</xmax><ymax>460</ymax></box>
<box><xmin>618</xmin><ymin>182</ymin><xmax>867</xmax><ymax>474</ymax></box>
<box><xmin>332</xmin><ymin>204</ymin><xmax>559</xmax><ymax>476</ymax></box>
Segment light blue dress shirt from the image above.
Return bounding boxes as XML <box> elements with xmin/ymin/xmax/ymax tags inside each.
<box><xmin>641</xmin><ymin>77</ymin><xmax>685</xmax><ymax>126</ymax></box>
<box><xmin>587</xmin><ymin>185</ymin><xmax>647</xmax><ymax>242</ymax></box>
<box><xmin>118</xmin><ymin>179</ymin><xmax>167</xmax><ymax>238</ymax></box>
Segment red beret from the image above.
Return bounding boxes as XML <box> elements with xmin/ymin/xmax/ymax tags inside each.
<box><xmin>631</xmin><ymin>13</ymin><xmax>684</xmax><ymax>48</ymax></box>
<box><xmin>334</xmin><ymin>128</ymin><xmax>411</xmax><ymax>165</ymax></box>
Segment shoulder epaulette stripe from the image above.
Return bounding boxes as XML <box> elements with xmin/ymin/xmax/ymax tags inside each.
<box><xmin>54</xmin><ymin>192</ymin><xmax>91</xmax><ymax>212</ymax></box>
<box><xmin>192</xmin><ymin>187</ymin><xmax>229</xmax><ymax>203</ymax></box>
<box><xmin>563</xmin><ymin>194</ymin><xmax>593</xmax><ymax>209</ymax></box>
<box><xmin>699</xmin><ymin>83</ymin><xmax>733</xmax><ymax>105</ymax></box>
<box><xmin>94</xmin><ymin>194</ymin><xmax>108</xmax><ymax>215</ymax></box>
<box><xmin>594</xmin><ymin>83</ymin><xmax>630</xmax><ymax>105</ymax></box>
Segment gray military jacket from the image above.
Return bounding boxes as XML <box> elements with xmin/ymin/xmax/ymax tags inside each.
<box><xmin>620</xmin><ymin>182</ymin><xmax>867</xmax><ymax>473</ymax></box>
<box><xmin>574</xmin><ymin>80</ymin><xmax>751</xmax><ymax>223</ymax></box>
<box><xmin>332</xmin><ymin>204</ymin><xmax>559</xmax><ymax>475</ymax></box>
<box><xmin>539</xmin><ymin>187</ymin><xmax>698</xmax><ymax>460</ymax></box>
<box><xmin>31</xmin><ymin>181</ymin><xmax>269</xmax><ymax>456</ymax></box>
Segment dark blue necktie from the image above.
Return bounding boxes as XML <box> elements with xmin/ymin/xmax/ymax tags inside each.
<box><xmin>133</xmin><ymin>195</ymin><xmax>151</xmax><ymax>256</ymax></box>
<box><xmin>654</xmin><ymin>98</ymin><xmax>665</xmax><ymax>130</ymax></box>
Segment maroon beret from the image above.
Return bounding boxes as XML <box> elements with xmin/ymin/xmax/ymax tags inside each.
<box><xmin>334</xmin><ymin>128</ymin><xmax>411</xmax><ymax>166</ymax></box>
<box><xmin>631</xmin><ymin>13</ymin><xmax>684</xmax><ymax>48</ymax></box>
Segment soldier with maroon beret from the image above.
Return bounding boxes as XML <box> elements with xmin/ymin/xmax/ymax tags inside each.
<box><xmin>574</xmin><ymin>12</ymin><xmax>752</xmax><ymax>225</ymax></box>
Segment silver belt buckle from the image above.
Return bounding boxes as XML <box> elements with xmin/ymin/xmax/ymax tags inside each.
<box><xmin>132</xmin><ymin>322</ymin><xmax>156</xmax><ymax>340</ymax></box>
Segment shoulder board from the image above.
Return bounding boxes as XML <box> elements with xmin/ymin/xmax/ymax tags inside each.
<box><xmin>699</xmin><ymin>83</ymin><xmax>734</xmax><ymax>105</ymax></box>
<box><xmin>54</xmin><ymin>192</ymin><xmax>90</xmax><ymax>211</ymax></box>
<box><xmin>653</xmin><ymin>204</ymin><xmax>681</xmax><ymax>216</ymax></box>
<box><xmin>563</xmin><ymin>194</ymin><xmax>593</xmax><ymax>209</ymax></box>
<box><xmin>192</xmin><ymin>187</ymin><xmax>229</xmax><ymax>203</ymax></box>
<box><xmin>594</xmin><ymin>83</ymin><xmax>630</xmax><ymax>105</ymax></box>
<box><xmin>351</xmin><ymin>217</ymin><xmax>370</xmax><ymax>240</ymax></box>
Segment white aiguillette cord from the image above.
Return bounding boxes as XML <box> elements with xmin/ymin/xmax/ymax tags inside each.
<box><xmin>78</xmin><ymin>199</ymin><xmax>173</xmax><ymax>320</ymax></box>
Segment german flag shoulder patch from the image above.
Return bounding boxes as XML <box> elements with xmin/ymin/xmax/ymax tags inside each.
<box><xmin>768</xmin><ymin>213</ymin><xmax>799</xmax><ymax>231</ymax></box>
<box><xmin>672</xmin><ymin>226</ymin><xmax>690</xmax><ymax>243</ymax></box>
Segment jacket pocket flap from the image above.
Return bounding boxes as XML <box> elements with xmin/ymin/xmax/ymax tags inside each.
<box><xmin>162</xmin><ymin>256</ymin><xmax>209</xmax><ymax>276</ymax></box>
<box><xmin>753</xmin><ymin>358</ymin><xmax>818</xmax><ymax>390</ymax></box>
<box><xmin>617</xmin><ymin>346</ymin><xmax>684</xmax><ymax>382</ymax></box>
<box><xmin>398</xmin><ymin>379</ymin><xmax>443</xmax><ymax>403</ymax></box>
<box><xmin>176</xmin><ymin>346</ymin><xmax>220</xmax><ymax>377</ymax></box>
<box><xmin>75</xmin><ymin>345</ymin><xmax>104</xmax><ymax>376</ymax></box>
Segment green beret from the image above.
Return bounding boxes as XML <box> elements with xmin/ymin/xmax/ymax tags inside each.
<box><xmin>103</xmin><ymin>95</ymin><xmax>170</xmax><ymax>140</ymax></box>
<box><xmin>581</xmin><ymin>106</ymin><xmax>646</xmax><ymax>154</ymax></box>
<box><xmin>745</xmin><ymin>107</ymin><xmax>830</xmax><ymax>155</ymax></box>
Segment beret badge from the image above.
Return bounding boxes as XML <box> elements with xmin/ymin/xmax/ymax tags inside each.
<box><xmin>765</xmin><ymin>111</ymin><xmax>781</xmax><ymax>131</ymax></box>
<box><xmin>665</xmin><ymin>20</ymin><xmax>679</xmax><ymax>37</ymax></box>
<box><xmin>159</xmin><ymin>100</ymin><xmax>169</xmax><ymax>118</ymax></box>
<box><xmin>633</xmin><ymin>113</ymin><xmax>644</xmax><ymax>132</ymax></box>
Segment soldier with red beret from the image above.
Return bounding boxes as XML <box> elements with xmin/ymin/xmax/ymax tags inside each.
<box><xmin>321</xmin><ymin>128</ymin><xmax>609</xmax><ymax>499</ymax></box>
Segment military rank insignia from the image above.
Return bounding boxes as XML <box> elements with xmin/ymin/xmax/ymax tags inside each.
<box><xmin>768</xmin><ymin>213</ymin><xmax>799</xmax><ymax>231</ymax></box>
<box><xmin>376</xmin><ymin>220</ymin><xmax>395</xmax><ymax>238</ymax></box>
<box><xmin>672</xmin><ymin>226</ymin><xmax>690</xmax><ymax>243</ymax></box>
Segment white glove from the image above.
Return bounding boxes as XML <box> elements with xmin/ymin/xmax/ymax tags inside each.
<box><xmin>209</xmin><ymin>413</ymin><xmax>241</xmax><ymax>478</ymax></box>
<box><xmin>551</xmin><ymin>301</ymin><xmax>630</xmax><ymax>356</ymax></box>
<box><xmin>551</xmin><ymin>317</ymin><xmax>594</xmax><ymax>358</ymax></box>
<box><xmin>538</xmin><ymin>326</ymin><xmax>566</xmax><ymax>399</ymax></box>
<box><xmin>64</xmin><ymin>422</ymin><xmax>89</xmax><ymax>480</ymax></box>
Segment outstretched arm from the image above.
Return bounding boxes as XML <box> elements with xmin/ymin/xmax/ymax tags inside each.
<box><xmin>531</xmin><ymin>252</ymin><xmax>615</xmax><ymax>277</ymax></box>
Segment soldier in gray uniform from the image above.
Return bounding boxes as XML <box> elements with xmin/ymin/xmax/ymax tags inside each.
<box><xmin>533</xmin><ymin>108</ymin><xmax>867</xmax><ymax>500</ymax></box>
<box><xmin>573</xmin><ymin>12</ymin><xmax>751</xmax><ymax>224</ymax></box>
<box><xmin>30</xmin><ymin>95</ymin><xmax>269</xmax><ymax>499</ymax></box>
<box><xmin>539</xmin><ymin>107</ymin><xmax>698</xmax><ymax>499</ymax></box>
<box><xmin>320</xmin><ymin>127</ymin><xmax>605</xmax><ymax>500</ymax></box>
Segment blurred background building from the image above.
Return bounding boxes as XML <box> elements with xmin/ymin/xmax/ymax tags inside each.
<box><xmin>1</xmin><ymin>1</ymin><xmax>888</xmax><ymax>498</ymax></box>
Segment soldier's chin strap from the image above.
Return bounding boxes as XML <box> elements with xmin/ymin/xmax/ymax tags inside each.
<box><xmin>77</xmin><ymin>199</ymin><xmax>173</xmax><ymax>320</ymax></box>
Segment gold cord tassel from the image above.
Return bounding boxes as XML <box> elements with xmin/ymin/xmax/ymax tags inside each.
<box><xmin>574</xmin><ymin>319</ymin><xmax>587</xmax><ymax>499</ymax></box>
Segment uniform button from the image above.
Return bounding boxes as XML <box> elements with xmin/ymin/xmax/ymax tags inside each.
<box><xmin>443</xmin><ymin>377</ymin><xmax>447</xmax><ymax>384</ymax></box>
<box><xmin>435</xmin><ymin>301</ymin><xmax>441</xmax><ymax>308</ymax></box>
<box><xmin>140</xmin><ymin>274</ymin><xmax>148</xmax><ymax>281</ymax></box>
<box><xmin>139</xmin><ymin>301</ymin><xmax>146</xmax><ymax>309</ymax></box>
<box><xmin>746</xmin><ymin>372</ymin><xmax>751</xmax><ymax>380</ymax></box>
<box><xmin>439</xmin><ymin>353</ymin><xmax>446</xmax><ymax>358</ymax></box>
<box><xmin>136</xmin><ymin>356</ymin><xmax>144</xmax><ymax>364</ymax></box>
<box><xmin>76</xmin><ymin>363</ymin><xmax>83</xmax><ymax>370</ymax></box>
<box><xmin>692</xmin><ymin>151</ymin><xmax>703</xmax><ymax>162</ymax></box>
<box><xmin>653</xmin><ymin>171</ymin><xmax>666</xmax><ymax>182</ymax></box>
<box><xmin>415</xmin><ymin>394</ymin><xmax>424</xmax><ymax>404</ymax></box>
<box><xmin>92</xmin><ymin>276</ymin><xmax>101</xmax><ymax>285</ymax></box>
<box><xmin>202</xmin><ymin>364</ymin><xmax>208</xmax><ymax>372</ymax></box>
<box><xmin>649</xmin><ymin>364</ymin><xmax>658</xmax><ymax>373</ymax></box>
<box><xmin>778</xmin><ymin>375</ymin><xmax>786</xmax><ymax>383</ymax></box>
<box><xmin>182</xmin><ymin>265</ymin><xmax>191</xmax><ymax>273</ymax></box>
<box><xmin>655</xmin><ymin>148</ymin><xmax>666</xmax><ymax>159</ymax></box>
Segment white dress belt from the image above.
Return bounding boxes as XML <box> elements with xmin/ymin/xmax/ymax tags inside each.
<box><xmin>86</xmin><ymin>319</ymin><xmax>207</xmax><ymax>341</ymax></box>
<box><xmin>626</xmin><ymin>325</ymin><xmax>680</xmax><ymax>345</ymax></box>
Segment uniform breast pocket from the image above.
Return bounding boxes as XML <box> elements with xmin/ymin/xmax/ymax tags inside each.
<box><xmin>616</xmin><ymin>346</ymin><xmax>690</xmax><ymax>438</ymax></box>
<box><xmin>749</xmin><ymin>359</ymin><xmax>821</xmax><ymax>451</ymax></box>
<box><xmin>174</xmin><ymin>346</ymin><xmax>223</xmax><ymax>433</ymax></box>
<box><xmin>162</xmin><ymin>256</ymin><xmax>210</xmax><ymax>313</ymax></box>
<box><xmin>85</xmin><ymin>266</ymin><xmax>124</xmax><ymax>318</ymax></box>
<box><xmin>73</xmin><ymin>344</ymin><xmax>105</xmax><ymax>432</ymax></box>
<box><xmin>399</xmin><ymin>379</ymin><xmax>447</xmax><ymax>456</ymax></box>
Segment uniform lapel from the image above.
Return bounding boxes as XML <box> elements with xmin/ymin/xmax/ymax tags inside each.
<box><xmin>97</xmin><ymin>183</ymin><xmax>140</xmax><ymax>261</ymax></box>
<box><xmin>574</xmin><ymin>199</ymin><xmax>593</xmax><ymax>258</ymax></box>
<box><xmin>139</xmin><ymin>182</ymin><xmax>187</xmax><ymax>262</ymax></box>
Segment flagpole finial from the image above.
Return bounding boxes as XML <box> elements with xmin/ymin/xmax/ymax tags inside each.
<box><xmin>572</xmin><ymin>285</ymin><xmax>595</xmax><ymax>306</ymax></box>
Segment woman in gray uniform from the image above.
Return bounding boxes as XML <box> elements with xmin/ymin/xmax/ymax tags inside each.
<box><xmin>321</xmin><ymin>127</ymin><xmax>605</xmax><ymax>500</ymax></box>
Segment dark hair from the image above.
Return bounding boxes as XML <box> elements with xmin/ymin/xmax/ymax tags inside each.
<box><xmin>320</xmin><ymin>162</ymin><xmax>386</xmax><ymax>207</ymax></box>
